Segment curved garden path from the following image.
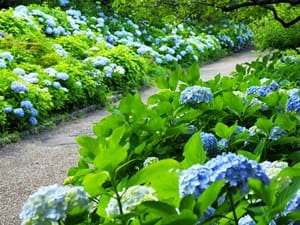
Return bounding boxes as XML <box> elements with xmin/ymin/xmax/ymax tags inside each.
<box><xmin>0</xmin><ymin>48</ymin><xmax>258</xmax><ymax>225</ymax></box>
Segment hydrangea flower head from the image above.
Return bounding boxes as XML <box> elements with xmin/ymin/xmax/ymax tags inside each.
<box><xmin>238</xmin><ymin>215</ymin><xmax>255</xmax><ymax>225</ymax></box>
<box><xmin>28</xmin><ymin>116</ymin><xmax>38</xmax><ymax>125</ymax></box>
<box><xmin>205</xmin><ymin>153</ymin><xmax>269</xmax><ymax>193</ymax></box>
<box><xmin>106</xmin><ymin>185</ymin><xmax>157</xmax><ymax>216</ymax></box>
<box><xmin>0</xmin><ymin>51</ymin><xmax>14</xmax><ymax>62</ymax></box>
<box><xmin>284</xmin><ymin>190</ymin><xmax>300</xmax><ymax>215</ymax></box>
<box><xmin>3</xmin><ymin>106</ymin><xmax>13</xmax><ymax>113</ymax></box>
<box><xmin>180</xmin><ymin>86</ymin><xmax>213</xmax><ymax>104</ymax></box>
<box><xmin>13</xmin><ymin>108</ymin><xmax>25</xmax><ymax>117</ymax></box>
<box><xmin>286</xmin><ymin>94</ymin><xmax>300</xmax><ymax>113</ymax></box>
<box><xmin>56</xmin><ymin>72</ymin><xmax>69</xmax><ymax>81</ymax></box>
<box><xmin>20</xmin><ymin>184</ymin><xmax>88</xmax><ymax>225</ymax></box>
<box><xmin>269</xmin><ymin>126</ymin><xmax>287</xmax><ymax>141</ymax></box>
<box><xmin>179</xmin><ymin>164</ymin><xmax>212</xmax><ymax>199</ymax></box>
<box><xmin>200</xmin><ymin>132</ymin><xmax>219</xmax><ymax>156</ymax></box>
<box><xmin>268</xmin><ymin>80</ymin><xmax>280</xmax><ymax>91</ymax></box>
<box><xmin>0</xmin><ymin>59</ymin><xmax>6</xmax><ymax>68</ymax></box>
<box><xmin>21</xmin><ymin>100</ymin><xmax>33</xmax><ymax>109</ymax></box>
<box><xmin>143</xmin><ymin>157</ymin><xmax>159</xmax><ymax>167</ymax></box>
<box><xmin>11</xmin><ymin>81</ymin><xmax>28</xmax><ymax>93</ymax></box>
<box><xmin>260</xmin><ymin>160</ymin><xmax>288</xmax><ymax>180</ymax></box>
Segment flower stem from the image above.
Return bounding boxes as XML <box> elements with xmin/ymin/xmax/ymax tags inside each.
<box><xmin>228</xmin><ymin>192</ymin><xmax>239</xmax><ymax>224</ymax></box>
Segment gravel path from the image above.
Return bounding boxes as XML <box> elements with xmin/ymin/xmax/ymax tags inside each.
<box><xmin>0</xmin><ymin>49</ymin><xmax>258</xmax><ymax>225</ymax></box>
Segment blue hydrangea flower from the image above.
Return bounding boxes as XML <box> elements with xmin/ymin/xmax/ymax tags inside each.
<box><xmin>200</xmin><ymin>132</ymin><xmax>219</xmax><ymax>156</ymax></box>
<box><xmin>0</xmin><ymin>51</ymin><xmax>14</xmax><ymax>62</ymax></box>
<box><xmin>238</xmin><ymin>215</ymin><xmax>255</xmax><ymax>225</ymax></box>
<box><xmin>53</xmin><ymin>81</ymin><xmax>62</xmax><ymax>89</ymax></box>
<box><xmin>258</xmin><ymin>85</ymin><xmax>272</xmax><ymax>97</ymax></box>
<box><xmin>11</xmin><ymin>81</ymin><xmax>28</xmax><ymax>93</ymax></box>
<box><xmin>104</xmin><ymin>66</ymin><xmax>113</xmax><ymax>77</ymax></box>
<box><xmin>13</xmin><ymin>108</ymin><xmax>25</xmax><ymax>117</ymax></box>
<box><xmin>287</xmin><ymin>88</ymin><xmax>300</xmax><ymax>97</ymax></box>
<box><xmin>155</xmin><ymin>58</ymin><xmax>163</xmax><ymax>64</ymax></box>
<box><xmin>114</xmin><ymin>66</ymin><xmax>125</xmax><ymax>75</ymax></box>
<box><xmin>268</xmin><ymin>80</ymin><xmax>280</xmax><ymax>91</ymax></box>
<box><xmin>246</xmin><ymin>86</ymin><xmax>260</xmax><ymax>95</ymax></box>
<box><xmin>20</xmin><ymin>184</ymin><xmax>89</xmax><ymax>225</ymax></box>
<box><xmin>30</xmin><ymin>108</ymin><xmax>38</xmax><ymax>117</ymax></box>
<box><xmin>21</xmin><ymin>100</ymin><xmax>33</xmax><ymax>109</ymax></box>
<box><xmin>180</xmin><ymin>86</ymin><xmax>213</xmax><ymax>104</ymax></box>
<box><xmin>56</xmin><ymin>72</ymin><xmax>69</xmax><ymax>81</ymax></box>
<box><xmin>106</xmin><ymin>185</ymin><xmax>157</xmax><ymax>216</ymax></box>
<box><xmin>284</xmin><ymin>190</ymin><xmax>300</xmax><ymax>216</ymax></box>
<box><xmin>218</xmin><ymin>138</ymin><xmax>228</xmax><ymax>149</ymax></box>
<box><xmin>28</xmin><ymin>116</ymin><xmax>38</xmax><ymax>125</ymax></box>
<box><xmin>205</xmin><ymin>153</ymin><xmax>270</xmax><ymax>193</ymax></box>
<box><xmin>269</xmin><ymin>126</ymin><xmax>287</xmax><ymax>141</ymax></box>
<box><xmin>3</xmin><ymin>106</ymin><xmax>13</xmax><ymax>113</ymax></box>
<box><xmin>286</xmin><ymin>95</ymin><xmax>300</xmax><ymax>113</ymax></box>
<box><xmin>44</xmin><ymin>80</ymin><xmax>52</xmax><ymax>86</ymax></box>
<box><xmin>260</xmin><ymin>160</ymin><xmax>288</xmax><ymax>180</ymax></box>
<box><xmin>0</xmin><ymin>58</ymin><xmax>7</xmax><ymax>68</ymax></box>
<box><xmin>179</xmin><ymin>164</ymin><xmax>212</xmax><ymax>199</ymax></box>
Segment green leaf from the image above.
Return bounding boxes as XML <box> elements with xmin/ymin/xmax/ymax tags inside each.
<box><xmin>76</xmin><ymin>136</ymin><xmax>100</xmax><ymax>160</ymax></box>
<box><xmin>138</xmin><ymin>201</ymin><xmax>177</xmax><ymax>216</ymax></box>
<box><xmin>182</xmin><ymin>132</ymin><xmax>206</xmax><ymax>168</ymax></box>
<box><xmin>161</xmin><ymin>210</ymin><xmax>198</xmax><ymax>225</ymax></box>
<box><xmin>179</xmin><ymin>195</ymin><xmax>196</xmax><ymax>211</ymax></box>
<box><xmin>262</xmin><ymin>92</ymin><xmax>279</xmax><ymax>108</ymax></box>
<box><xmin>169</xmin><ymin>68</ymin><xmax>179</xmax><ymax>91</ymax></box>
<box><xmin>197</xmin><ymin>180</ymin><xmax>225</xmax><ymax>214</ymax></box>
<box><xmin>156</xmin><ymin>75</ymin><xmax>169</xmax><ymax>89</ymax></box>
<box><xmin>214</xmin><ymin>122</ymin><xmax>237</xmax><ymax>140</ymax></box>
<box><xmin>83</xmin><ymin>171</ymin><xmax>110</xmax><ymax>196</ymax></box>
<box><xmin>94</xmin><ymin>126</ymin><xmax>128</xmax><ymax>171</ymax></box>
<box><xmin>223</xmin><ymin>92</ymin><xmax>244</xmax><ymax>116</ymax></box>
<box><xmin>248</xmin><ymin>178</ymin><xmax>275</xmax><ymax>206</ymax></box>
<box><xmin>128</xmin><ymin>159</ymin><xmax>181</xmax><ymax>204</ymax></box>
<box><xmin>275</xmin><ymin>114</ymin><xmax>296</xmax><ymax>131</ymax></box>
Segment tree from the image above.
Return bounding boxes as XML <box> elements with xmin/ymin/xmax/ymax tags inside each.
<box><xmin>112</xmin><ymin>0</ymin><xmax>300</xmax><ymax>28</ymax></box>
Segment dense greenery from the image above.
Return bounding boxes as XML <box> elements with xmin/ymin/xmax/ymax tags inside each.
<box><xmin>0</xmin><ymin>4</ymin><xmax>253</xmax><ymax>136</ymax></box>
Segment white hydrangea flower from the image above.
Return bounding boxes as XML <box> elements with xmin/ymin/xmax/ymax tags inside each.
<box><xmin>106</xmin><ymin>185</ymin><xmax>158</xmax><ymax>216</ymax></box>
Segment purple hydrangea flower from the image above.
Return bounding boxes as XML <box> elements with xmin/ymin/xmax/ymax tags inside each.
<box><xmin>286</xmin><ymin>95</ymin><xmax>300</xmax><ymax>113</ymax></box>
<box><xmin>180</xmin><ymin>86</ymin><xmax>213</xmax><ymax>104</ymax></box>
<box><xmin>205</xmin><ymin>153</ymin><xmax>270</xmax><ymax>193</ymax></box>
<box><xmin>11</xmin><ymin>81</ymin><xmax>28</xmax><ymax>93</ymax></box>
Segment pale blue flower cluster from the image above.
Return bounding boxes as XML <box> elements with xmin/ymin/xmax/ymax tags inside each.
<box><xmin>268</xmin><ymin>126</ymin><xmax>287</xmax><ymax>141</ymax></box>
<box><xmin>20</xmin><ymin>184</ymin><xmax>89</xmax><ymax>225</ymax></box>
<box><xmin>52</xmin><ymin>44</ymin><xmax>68</xmax><ymax>57</ymax></box>
<box><xmin>286</xmin><ymin>94</ymin><xmax>300</xmax><ymax>113</ymax></box>
<box><xmin>180</xmin><ymin>86</ymin><xmax>213</xmax><ymax>104</ymax></box>
<box><xmin>179</xmin><ymin>164</ymin><xmax>212</xmax><ymax>199</ymax></box>
<box><xmin>179</xmin><ymin>153</ymin><xmax>270</xmax><ymax>199</ymax></box>
<box><xmin>106</xmin><ymin>185</ymin><xmax>158</xmax><ymax>216</ymax></box>
<box><xmin>59</xmin><ymin>0</ymin><xmax>70</xmax><ymax>6</ymax></box>
<box><xmin>260</xmin><ymin>160</ymin><xmax>288</xmax><ymax>180</ymax></box>
<box><xmin>0</xmin><ymin>51</ymin><xmax>14</xmax><ymax>68</ymax></box>
<box><xmin>13</xmin><ymin>108</ymin><xmax>25</xmax><ymax>117</ymax></box>
<box><xmin>238</xmin><ymin>215</ymin><xmax>255</xmax><ymax>225</ymax></box>
<box><xmin>11</xmin><ymin>81</ymin><xmax>29</xmax><ymax>93</ymax></box>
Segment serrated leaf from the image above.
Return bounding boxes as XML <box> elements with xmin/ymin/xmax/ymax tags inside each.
<box><xmin>223</xmin><ymin>92</ymin><xmax>244</xmax><ymax>116</ymax></box>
